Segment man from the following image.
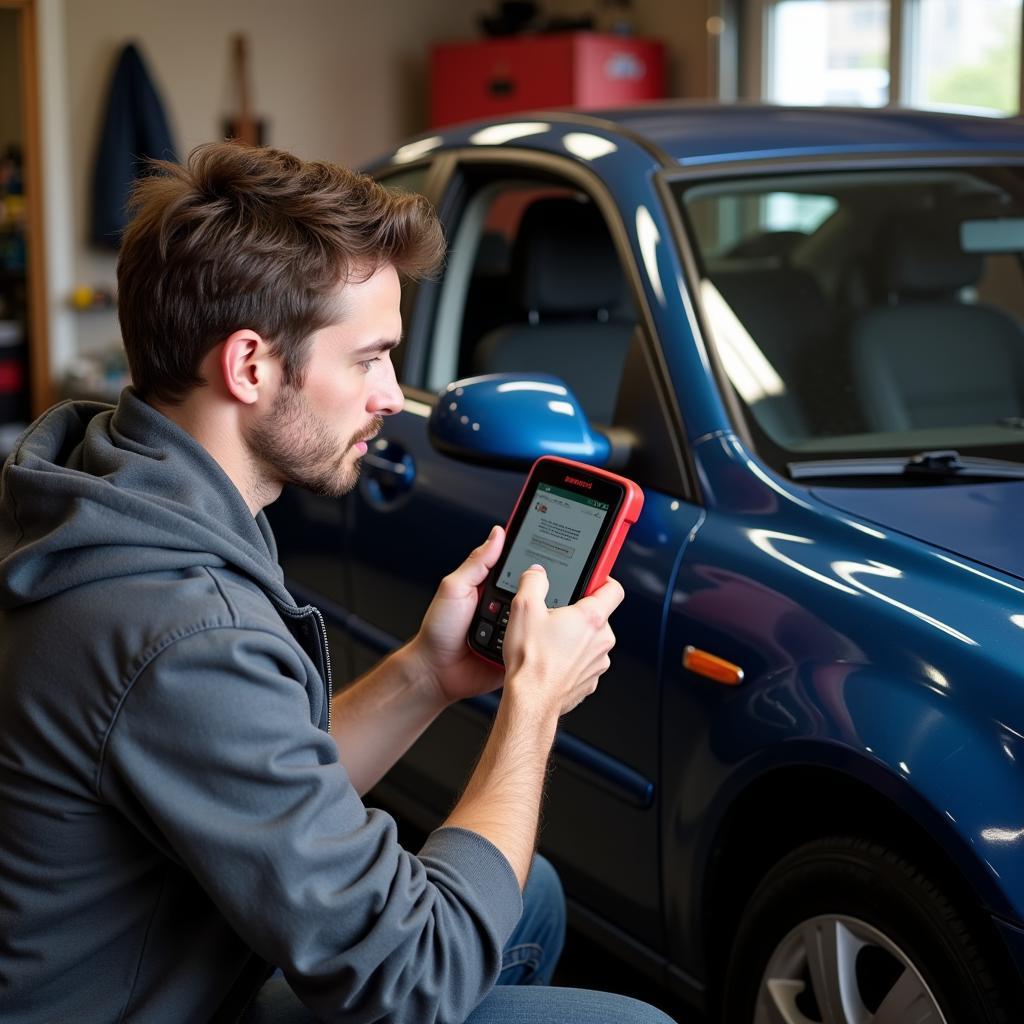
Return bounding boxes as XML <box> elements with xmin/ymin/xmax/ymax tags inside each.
<box><xmin>0</xmin><ymin>143</ymin><xmax>675</xmax><ymax>1023</ymax></box>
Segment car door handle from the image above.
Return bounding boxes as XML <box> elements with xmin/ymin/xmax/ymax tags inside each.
<box><xmin>360</xmin><ymin>439</ymin><xmax>415</xmax><ymax>508</ymax></box>
<box><xmin>363</xmin><ymin>451</ymin><xmax>412</xmax><ymax>482</ymax></box>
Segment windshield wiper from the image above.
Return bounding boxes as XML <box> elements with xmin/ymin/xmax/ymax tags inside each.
<box><xmin>788</xmin><ymin>449</ymin><xmax>1024</xmax><ymax>482</ymax></box>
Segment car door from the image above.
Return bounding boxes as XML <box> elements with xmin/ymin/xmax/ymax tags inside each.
<box><xmin>337</xmin><ymin>154</ymin><xmax>702</xmax><ymax>951</ymax></box>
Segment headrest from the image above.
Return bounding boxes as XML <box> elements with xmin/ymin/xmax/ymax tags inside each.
<box><xmin>712</xmin><ymin>266</ymin><xmax>834</xmax><ymax>341</ymax></box>
<box><xmin>884</xmin><ymin>214</ymin><xmax>983</xmax><ymax>295</ymax></box>
<box><xmin>511</xmin><ymin>198</ymin><xmax>624</xmax><ymax>315</ymax></box>
<box><xmin>473</xmin><ymin>231</ymin><xmax>511</xmax><ymax>277</ymax></box>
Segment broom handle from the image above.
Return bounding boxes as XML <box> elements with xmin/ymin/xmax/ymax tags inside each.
<box><xmin>232</xmin><ymin>34</ymin><xmax>258</xmax><ymax>146</ymax></box>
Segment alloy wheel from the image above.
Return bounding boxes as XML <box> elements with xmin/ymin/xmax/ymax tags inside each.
<box><xmin>754</xmin><ymin>913</ymin><xmax>947</xmax><ymax>1024</ymax></box>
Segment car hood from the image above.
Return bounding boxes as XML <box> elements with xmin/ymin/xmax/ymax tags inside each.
<box><xmin>811</xmin><ymin>480</ymin><xmax>1024</xmax><ymax>583</ymax></box>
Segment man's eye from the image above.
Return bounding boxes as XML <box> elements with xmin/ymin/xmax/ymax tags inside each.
<box><xmin>358</xmin><ymin>357</ymin><xmax>380</xmax><ymax>372</ymax></box>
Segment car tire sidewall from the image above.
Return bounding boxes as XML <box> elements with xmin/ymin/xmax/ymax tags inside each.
<box><xmin>722</xmin><ymin>837</ymin><xmax>1010</xmax><ymax>1024</ymax></box>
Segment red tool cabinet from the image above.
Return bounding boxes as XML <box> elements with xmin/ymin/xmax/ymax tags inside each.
<box><xmin>430</xmin><ymin>32</ymin><xmax>666</xmax><ymax>128</ymax></box>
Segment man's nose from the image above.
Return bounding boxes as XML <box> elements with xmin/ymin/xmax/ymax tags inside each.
<box><xmin>369</xmin><ymin>359</ymin><xmax>404</xmax><ymax>416</ymax></box>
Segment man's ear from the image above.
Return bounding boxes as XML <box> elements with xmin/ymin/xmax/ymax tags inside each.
<box><xmin>219</xmin><ymin>329</ymin><xmax>275</xmax><ymax>406</ymax></box>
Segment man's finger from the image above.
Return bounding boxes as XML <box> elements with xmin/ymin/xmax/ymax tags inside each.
<box><xmin>452</xmin><ymin>525</ymin><xmax>505</xmax><ymax>586</ymax></box>
<box><xmin>515</xmin><ymin>564</ymin><xmax>549</xmax><ymax>608</ymax></box>
<box><xmin>484</xmin><ymin>524</ymin><xmax>505</xmax><ymax>561</ymax></box>
<box><xmin>576</xmin><ymin>576</ymin><xmax>625</xmax><ymax>619</ymax></box>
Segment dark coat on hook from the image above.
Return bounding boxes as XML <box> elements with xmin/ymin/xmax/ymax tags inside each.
<box><xmin>90</xmin><ymin>43</ymin><xmax>176</xmax><ymax>250</ymax></box>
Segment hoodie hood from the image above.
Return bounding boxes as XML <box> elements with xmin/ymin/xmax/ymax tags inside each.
<box><xmin>0</xmin><ymin>389</ymin><xmax>295</xmax><ymax>610</ymax></box>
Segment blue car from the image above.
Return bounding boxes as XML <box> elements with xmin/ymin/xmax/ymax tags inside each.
<box><xmin>268</xmin><ymin>104</ymin><xmax>1024</xmax><ymax>1023</ymax></box>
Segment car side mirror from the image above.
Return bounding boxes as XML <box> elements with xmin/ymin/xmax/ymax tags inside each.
<box><xmin>428</xmin><ymin>373</ymin><xmax>629</xmax><ymax>469</ymax></box>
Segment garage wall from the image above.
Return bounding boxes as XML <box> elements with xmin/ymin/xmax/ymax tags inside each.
<box><xmin>641</xmin><ymin>0</ymin><xmax>717</xmax><ymax>99</ymax></box>
<box><xmin>63</xmin><ymin>0</ymin><xmax>483</xmax><ymax>359</ymax></box>
<box><xmin>52</xmin><ymin>0</ymin><xmax>715</xmax><ymax>370</ymax></box>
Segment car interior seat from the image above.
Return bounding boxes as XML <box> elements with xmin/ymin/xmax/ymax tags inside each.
<box><xmin>471</xmin><ymin>197</ymin><xmax>634</xmax><ymax>425</ymax></box>
<box><xmin>458</xmin><ymin>231</ymin><xmax>514</xmax><ymax>368</ymax></box>
<box><xmin>849</xmin><ymin>213</ymin><xmax>1024</xmax><ymax>431</ymax></box>
<box><xmin>709</xmin><ymin>264</ymin><xmax>845</xmax><ymax>442</ymax></box>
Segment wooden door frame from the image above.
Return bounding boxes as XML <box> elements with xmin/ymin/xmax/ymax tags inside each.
<box><xmin>1</xmin><ymin>0</ymin><xmax>52</xmax><ymax>416</ymax></box>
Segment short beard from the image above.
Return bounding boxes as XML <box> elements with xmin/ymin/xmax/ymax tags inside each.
<box><xmin>245</xmin><ymin>383</ymin><xmax>382</xmax><ymax>500</ymax></box>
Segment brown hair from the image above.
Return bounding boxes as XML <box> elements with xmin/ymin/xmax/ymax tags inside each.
<box><xmin>117</xmin><ymin>142</ymin><xmax>444</xmax><ymax>404</ymax></box>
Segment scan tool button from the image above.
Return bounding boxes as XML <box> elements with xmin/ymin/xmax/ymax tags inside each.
<box><xmin>474</xmin><ymin>621</ymin><xmax>494</xmax><ymax>646</ymax></box>
<box><xmin>483</xmin><ymin>598</ymin><xmax>503</xmax><ymax>620</ymax></box>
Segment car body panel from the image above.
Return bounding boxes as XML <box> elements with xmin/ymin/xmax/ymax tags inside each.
<box><xmin>580</xmin><ymin>103</ymin><xmax>1024</xmax><ymax>165</ymax></box>
<box><xmin>812</xmin><ymin>480</ymin><xmax>1024</xmax><ymax>585</ymax></box>
<box><xmin>660</xmin><ymin>430</ymin><xmax>1024</xmax><ymax>976</ymax></box>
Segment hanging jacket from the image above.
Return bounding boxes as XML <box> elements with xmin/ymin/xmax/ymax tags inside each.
<box><xmin>90</xmin><ymin>43</ymin><xmax>177</xmax><ymax>248</ymax></box>
<box><xmin>0</xmin><ymin>389</ymin><xmax>521</xmax><ymax>1023</ymax></box>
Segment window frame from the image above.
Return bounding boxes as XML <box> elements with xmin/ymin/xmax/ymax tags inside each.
<box><xmin>397</xmin><ymin>147</ymin><xmax>698</xmax><ymax>502</ymax></box>
<box><xmin>373</xmin><ymin>157</ymin><xmax>450</xmax><ymax>384</ymax></box>
<box><xmin>425</xmin><ymin>175</ymin><xmax>590</xmax><ymax>394</ymax></box>
<box><xmin>741</xmin><ymin>0</ymin><xmax>1024</xmax><ymax>116</ymax></box>
<box><xmin>660</xmin><ymin>151</ymin><xmax>1024</xmax><ymax>479</ymax></box>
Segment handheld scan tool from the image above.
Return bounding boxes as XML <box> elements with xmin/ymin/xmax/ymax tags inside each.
<box><xmin>469</xmin><ymin>456</ymin><xmax>644</xmax><ymax>665</ymax></box>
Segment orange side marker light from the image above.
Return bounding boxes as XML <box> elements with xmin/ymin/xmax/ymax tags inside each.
<box><xmin>683</xmin><ymin>645</ymin><xmax>744</xmax><ymax>686</ymax></box>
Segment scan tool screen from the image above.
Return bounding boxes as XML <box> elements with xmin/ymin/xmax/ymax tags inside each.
<box><xmin>496</xmin><ymin>482</ymin><xmax>610</xmax><ymax>608</ymax></box>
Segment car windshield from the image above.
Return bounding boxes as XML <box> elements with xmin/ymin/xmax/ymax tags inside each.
<box><xmin>674</xmin><ymin>166</ymin><xmax>1024</xmax><ymax>475</ymax></box>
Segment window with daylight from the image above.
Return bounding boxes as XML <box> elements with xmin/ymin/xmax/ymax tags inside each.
<box><xmin>906</xmin><ymin>0</ymin><xmax>1022</xmax><ymax>116</ymax></box>
<box><xmin>767</xmin><ymin>0</ymin><xmax>891</xmax><ymax>106</ymax></box>
<box><xmin>747</xmin><ymin>0</ymin><xmax>1024</xmax><ymax>116</ymax></box>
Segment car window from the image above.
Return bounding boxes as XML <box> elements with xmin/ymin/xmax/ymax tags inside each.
<box><xmin>377</xmin><ymin>166</ymin><xmax>431</xmax><ymax>196</ymax></box>
<box><xmin>375</xmin><ymin>165</ymin><xmax>434</xmax><ymax>381</ymax></box>
<box><xmin>676</xmin><ymin>167</ymin><xmax>1024</xmax><ymax>467</ymax></box>
<box><xmin>426</xmin><ymin>179</ymin><xmax>640</xmax><ymax>429</ymax></box>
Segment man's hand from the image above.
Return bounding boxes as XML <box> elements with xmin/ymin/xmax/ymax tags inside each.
<box><xmin>407</xmin><ymin>525</ymin><xmax>507</xmax><ymax>706</ymax></box>
<box><xmin>501</xmin><ymin>565</ymin><xmax>624</xmax><ymax>719</ymax></box>
<box><xmin>443</xmin><ymin>563</ymin><xmax>625</xmax><ymax>887</ymax></box>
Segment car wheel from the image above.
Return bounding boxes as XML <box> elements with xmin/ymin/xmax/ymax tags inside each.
<box><xmin>721</xmin><ymin>836</ymin><xmax>1013</xmax><ymax>1023</ymax></box>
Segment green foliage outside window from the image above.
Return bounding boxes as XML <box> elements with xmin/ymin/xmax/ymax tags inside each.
<box><xmin>928</xmin><ymin>11</ymin><xmax>1020</xmax><ymax>115</ymax></box>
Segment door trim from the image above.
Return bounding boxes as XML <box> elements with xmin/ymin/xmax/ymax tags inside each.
<box><xmin>1</xmin><ymin>0</ymin><xmax>52</xmax><ymax>416</ymax></box>
<box><xmin>394</xmin><ymin>147</ymin><xmax>700</xmax><ymax>504</ymax></box>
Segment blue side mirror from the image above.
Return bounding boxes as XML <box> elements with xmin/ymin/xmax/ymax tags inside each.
<box><xmin>428</xmin><ymin>373</ymin><xmax>612</xmax><ymax>467</ymax></box>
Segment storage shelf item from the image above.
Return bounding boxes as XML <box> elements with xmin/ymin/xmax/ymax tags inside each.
<box><xmin>430</xmin><ymin>31</ymin><xmax>665</xmax><ymax>128</ymax></box>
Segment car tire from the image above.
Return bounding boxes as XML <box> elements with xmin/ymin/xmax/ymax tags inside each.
<box><xmin>721</xmin><ymin>835</ymin><xmax>1014</xmax><ymax>1024</ymax></box>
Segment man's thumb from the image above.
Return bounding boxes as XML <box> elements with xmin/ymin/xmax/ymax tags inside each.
<box><xmin>516</xmin><ymin>563</ymin><xmax>549</xmax><ymax>604</ymax></box>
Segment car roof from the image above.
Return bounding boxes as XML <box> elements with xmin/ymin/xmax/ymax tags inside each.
<box><xmin>394</xmin><ymin>102</ymin><xmax>1024</xmax><ymax>170</ymax></box>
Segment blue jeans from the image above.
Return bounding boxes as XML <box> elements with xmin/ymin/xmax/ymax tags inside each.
<box><xmin>244</xmin><ymin>855</ymin><xmax>677</xmax><ymax>1023</ymax></box>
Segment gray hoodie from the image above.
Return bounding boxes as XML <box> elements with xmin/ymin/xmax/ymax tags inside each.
<box><xmin>0</xmin><ymin>390</ymin><xmax>521</xmax><ymax>1023</ymax></box>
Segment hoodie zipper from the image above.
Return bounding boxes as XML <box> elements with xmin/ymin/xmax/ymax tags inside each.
<box><xmin>309</xmin><ymin>605</ymin><xmax>333</xmax><ymax>733</ymax></box>
<box><xmin>270</xmin><ymin>595</ymin><xmax>334</xmax><ymax>733</ymax></box>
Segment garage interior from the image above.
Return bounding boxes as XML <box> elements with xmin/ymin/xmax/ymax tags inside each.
<box><xmin>2</xmin><ymin>2</ymin><xmax>1024</xmax><ymax>1022</ymax></box>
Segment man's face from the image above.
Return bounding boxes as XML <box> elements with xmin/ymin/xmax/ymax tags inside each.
<box><xmin>245</xmin><ymin>265</ymin><xmax>404</xmax><ymax>498</ymax></box>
